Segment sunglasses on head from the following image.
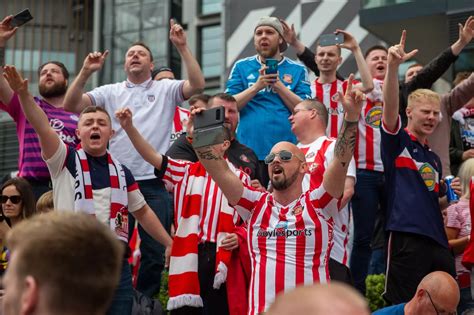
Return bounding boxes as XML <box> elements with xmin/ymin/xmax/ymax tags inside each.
<box><xmin>0</xmin><ymin>195</ymin><xmax>22</xmax><ymax>204</ymax></box>
<box><xmin>264</xmin><ymin>150</ymin><xmax>302</xmax><ymax>164</ymax></box>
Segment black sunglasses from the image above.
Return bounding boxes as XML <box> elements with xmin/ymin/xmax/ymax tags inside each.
<box><xmin>264</xmin><ymin>150</ymin><xmax>302</xmax><ymax>164</ymax></box>
<box><xmin>0</xmin><ymin>195</ymin><xmax>22</xmax><ymax>204</ymax></box>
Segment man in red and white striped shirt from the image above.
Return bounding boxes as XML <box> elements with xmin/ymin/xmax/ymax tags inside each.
<box><xmin>311</xmin><ymin>30</ymin><xmax>373</xmax><ymax>138</ymax></box>
<box><xmin>193</xmin><ymin>76</ymin><xmax>364</xmax><ymax>314</ymax></box>
<box><xmin>289</xmin><ymin>99</ymin><xmax>356</xmax><ymax>283</ymax></box>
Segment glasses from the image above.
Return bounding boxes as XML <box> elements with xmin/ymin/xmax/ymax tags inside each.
<box><xmin>293</xmin><ymin>108</ymin><xmax>313</xmax><ymax>115</ymax></box>
<box><xmin>0</xmin><ymin>195</ymin><xmax>22</xmax><ymax>204</ymax></box>
<box><xmin>264</xmin><ymin>150</ymin><xmax>303</xmax><ymax>164</ymax></box>
<box><xmin>425</xmin><ymin>290</ymin><xmax>457</xmax><ymax>315</ymax></box>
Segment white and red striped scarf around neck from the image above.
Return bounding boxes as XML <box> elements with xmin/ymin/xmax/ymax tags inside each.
<box><xmin>167</xmin><ymin>161</ymin><xmax>236</xmax><ymax>310</ymax></box>
<box><xmin>74</xmin><ymin>145</ymin><xmax>129</xmax><ymax>243</ymax></box>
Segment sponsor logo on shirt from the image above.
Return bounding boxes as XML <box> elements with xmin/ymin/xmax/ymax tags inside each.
<box><xmin>256</xmin><ymin>220</ymin><xmax>313</xmax><ymax>239</ymax></box>
<box><xmin>247</xmin><ymin>74</ymin><xmax>256</xmax><ymax>80</ymax></box>
<box><xmin>331</xmin><ymin>93</ymin><xmax>340</xmax><ymax>102</ymax></box>
<box><xmin>419</xmin><ymin>162</ymin><xmax>436</xmax><ymax>191</ymax></box>
<box><xmin>365</xmin><ymin>105</ymin><xmax>383</xmax><ymax>128</ymax></box>
<box><xmin>50</xmin><ymin>118</ymin><xmax>76</xmax><ymax>144</ymax></box>
<box><xmin>305</xmin><ymin>152</ymin><xmax>315</xmax><ymax>159</ymax></box>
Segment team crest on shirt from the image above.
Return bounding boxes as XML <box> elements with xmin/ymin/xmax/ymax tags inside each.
<box><xmin>365</xmin><ymin>105</ymin><xmax>383</xmax><ymax>128</ymax></box>
<box><xmin>419</xmin><ymin>163</ymin><xmax>436</xmax><ymax>191</ymax></box>
<box><xmin>305</xmin><ymin>152</ymin><xmax>315</xmax><ymax>159</ymax></box>
<box><xmin>283</xmin><ymin>74</ymin><xmax>293</xmax><ymax>84</ymax></box>
<box><xmin>292</xmin><ymin>205</ymin><xmax>303</xmax><ymax>215</ymax></box>
<box><xmin>240</xmin><ymin>154</ymin><xmax>250</xmax><ymax>163</ymax></box>
<box><xmin>147</xmin><ymin>95</ymin><xmax>155</xmax><ymax>102</ymax></box>
<box><xmin>331</xmin><ymin>94</ymin><xmax>340</xmax><ymax>102</ymax></box>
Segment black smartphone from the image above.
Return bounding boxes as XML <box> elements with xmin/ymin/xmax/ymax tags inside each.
<box><xmin>318</xmin><ymin>33</ymin><xmax>344</xmax><ymax>47</ymax></box>
<box><xmin>265</xmin><ymin>58</ymin><xmax>278</xmax><ymax>75</ymax></box>
<box><xmin>9</xmin><ymin>8</ymin><xmax>33</xmax><ymax>28</ymax></box>
<box><xmin>194</xmin><ymin>106</ymin><xmax>225</xmax><ymax>130</ymax></box>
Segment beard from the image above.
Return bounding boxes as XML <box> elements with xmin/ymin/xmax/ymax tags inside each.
<box><xmin>39</xmin><ymin>81</ymin><xmax>67</xmax><ymax>98</ymax></box>
<box><xmin>256</xmin><ymin>44</ymin><xmax>278</xmax><ymax>59</ymax></box>
<box><xmin>271</xmin><ymin>169</ymin><xmax>299</xmax><ymax>191</ymax></box>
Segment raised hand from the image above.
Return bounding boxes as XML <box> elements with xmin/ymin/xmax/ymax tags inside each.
<box><xmin>115</xmin><ymin>107</ymin><xmax>133</xmax><ymax>130</ymax></box>
<box><xmin>335</xmin><ymin>29</ymin><xmax>358</xmax><ymax>52</ymax></box>
<box><xmin>280</xmin><ymin>19</ymin><xmax>297</xmax><ymax>46</ymax></box>
<box><xmin>459</xmin><ymin>16</ymin><xmax>474</xmax><ymax>45</ymax></box>
<box><xmin>0</xmin><ymin>16</ymin><xmax>17</xmax><ymax>46</ymax></box>
<box><xmin>337</xmin><ymin>74</ymin><xmax>365</xmax><ymax>122</ymax></box>
<box><xmin>3</xmin><ymin>65</ymin><xmax>28</xmax><ymax>94</ymax></box>
<box><xmin>83</xmin><ymin>50</ymin><xmax>109</xmax><ymax>74</ymax></box>
<box><xmin>387</xmin><ymin>30</ymin><xmax>418</xmax><ymax>66</ymax></box>
<box><xmin>169</xmin><ymin>19</ymin><xmax>187</xmax><ymax>48</ymax></box>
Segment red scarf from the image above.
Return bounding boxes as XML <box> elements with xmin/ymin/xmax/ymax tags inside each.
<box><xmin>167</xmin><ymin>162</ymin><xmax>237</xmax><ymax>310</ymax></box>
<box><xmin>74</xmin><ymin>146</ymin><xmax>129</xmax><ymax>242</ymax></box>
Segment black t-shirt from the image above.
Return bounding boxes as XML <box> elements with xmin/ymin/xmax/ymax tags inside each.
<box><xmin>166</xmin><ymin>134</ymin><xmax>262</xmax><ymax>183</ymax></box>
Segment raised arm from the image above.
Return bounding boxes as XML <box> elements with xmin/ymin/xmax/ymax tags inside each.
<box><xmin>323</xmin><ymin>74</ymin><xmax>364</xmax><ymax>198</ymax></box>
<box><xmin>383</xmin><ymin>31</ymin><xmax>418</xmax><ymax>131</ymax></box>
<box><xmin>115</xmin><ymin>108</ymin><xmax>164</xmax><ymax>170</ymax></box>
<box><xmin>169</xmin><ymin>19</ymin><xmax>205</xmax><ymax>99</ymax></box>
<box><xmin>0</xmin><ymin>16</ymin><xmax>17</xmax><ymax>104</ymax></box>
<box><xmin>450</xmin><ymin>16</ymin><xmax>474</xmax><ymax>56</ymax></box>
<box><xmin>63</xmin><ymin>50</ymin><xmax>109</xmax><ymax>113</ymax></box>
<box><xmin>3</xmin><ymin>66</ymin><xmax>60</xmax><ymax>159</ymax></box>
<box><xmin>336</xmin><ymin>29</ymin><xmax>373</xmax><ymax>93</ymax></box>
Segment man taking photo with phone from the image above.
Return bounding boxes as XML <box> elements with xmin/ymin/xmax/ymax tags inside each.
<box><xmin>226</xmin><ymin>16</ymin><xmax>311</xmax><ymax>188</ymax></box>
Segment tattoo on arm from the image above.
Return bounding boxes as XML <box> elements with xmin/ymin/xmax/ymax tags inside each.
<box><xmin>334</xmin><ymin>119</ymin><xmax>357</xmax><ymax>166</ymax></box>
<box><xmin>197</xmin><ymin>148</ymin><xmax>222</xmax><ymax>161</ymax></box>
<box><xmin>0</xmin><ymin>47</ymin><xmax>4</xmax><ymax>67</ymax></box>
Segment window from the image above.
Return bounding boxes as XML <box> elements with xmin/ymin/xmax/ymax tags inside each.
<box><xmin>200</xmin><ymin>25</ymin><xmax>223</xmax><ymax>78</ymax></box>
<box><xmin>200</xmin><ymin>0</ymin><xmax>222</xmax><ymax>15</ymax></box>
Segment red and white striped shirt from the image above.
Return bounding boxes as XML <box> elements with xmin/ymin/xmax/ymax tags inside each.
<box><xmin>170</xmin><ymin>106</ymin><xmax>190</xmax><ymax>145</ymax></box>
<box><xmin>162</xmin><ymin>157</ymin><xmax>249</xmax><ymax>243</ymax></box>
<box><xmin>311</xmin><ymin>79</ymin><xmax>348</xmax><ymax>138</ymax></box>
<box><xmin>298</xmin><ymin>136</ymin><xmax>356</xmax><ymax>266</ymax></box>
<box><xmin>234</xmin><ymin>185</ymin><xmax>338</xmax><ymax>314</ymax></box>
<box><xmin>355</xmin><ymin>78</ymin><xmax>384</xmax><ymax>172</ymax></box>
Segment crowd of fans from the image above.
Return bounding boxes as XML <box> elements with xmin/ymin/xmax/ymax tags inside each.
<box><xmin>0</xmin><ymin>10</ymin><xmax>473</xmax><ymax>315</ymax></box>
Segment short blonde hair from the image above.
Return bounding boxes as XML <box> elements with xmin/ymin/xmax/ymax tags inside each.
<box><xmin>458</xmin><ymin>158</ymin><xmax>474</xmax><ymax>199</ymax></box>
<box><xmin>36</xmin><ymin>190</ymin><xmax>54</xmax><ymax>213</ymax></box>
<box><xmin>407</xmin><ymin>89</ymin><xmax>440</xmax><ymax>110</ymax></box>
<box><xmin>6</xmin><ymin>212</ymin><xmax>124</xmax><ymax>315</ymax></box>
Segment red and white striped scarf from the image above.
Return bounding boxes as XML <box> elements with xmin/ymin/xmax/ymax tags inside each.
<box><xmin>167</xmin><ymin>162</ymin><xmax>236</xmax><ymax>310</ymax></box>
<box><xmin>74</xmin><ymin>145</ymin><xmax>129</xmax><ymax>243</ymax></box>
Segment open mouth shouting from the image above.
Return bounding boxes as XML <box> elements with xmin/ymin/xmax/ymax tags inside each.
<box><xmin>90</xmin><ymin>132</ymin><xmax>101</xmax><ymax>141</ymax></box>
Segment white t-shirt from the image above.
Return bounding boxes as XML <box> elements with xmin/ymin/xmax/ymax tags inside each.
<box><xmin>87</xmin><ymin>78</ymin><xmax>185</xmax><ymax>180</ymax></box>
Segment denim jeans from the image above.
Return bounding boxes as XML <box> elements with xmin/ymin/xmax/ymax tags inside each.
<box><xmin>107</xmin><ymin>260</ymin><xmax>133</xmax><ymax>315</ymax></box>
<box><xmin>350</xmin><ymin>169</ymin><xmax>385</xmax><ymax>294</ymax></box>
<box><xmin>132</xmin><ymin>178</ymin><xmax>172</xmax><ymax>297</ymax></box>
<box><xmin>458</xmin><ymin>287</ymin><xmax>474</xmax><ymax>315</ymax></box>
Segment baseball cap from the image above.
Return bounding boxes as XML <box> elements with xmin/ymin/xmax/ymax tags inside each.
<box><xmin>254</xmin><ymin>16</ymin><xmax>288</xmax><ymax>52</ymax></box>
